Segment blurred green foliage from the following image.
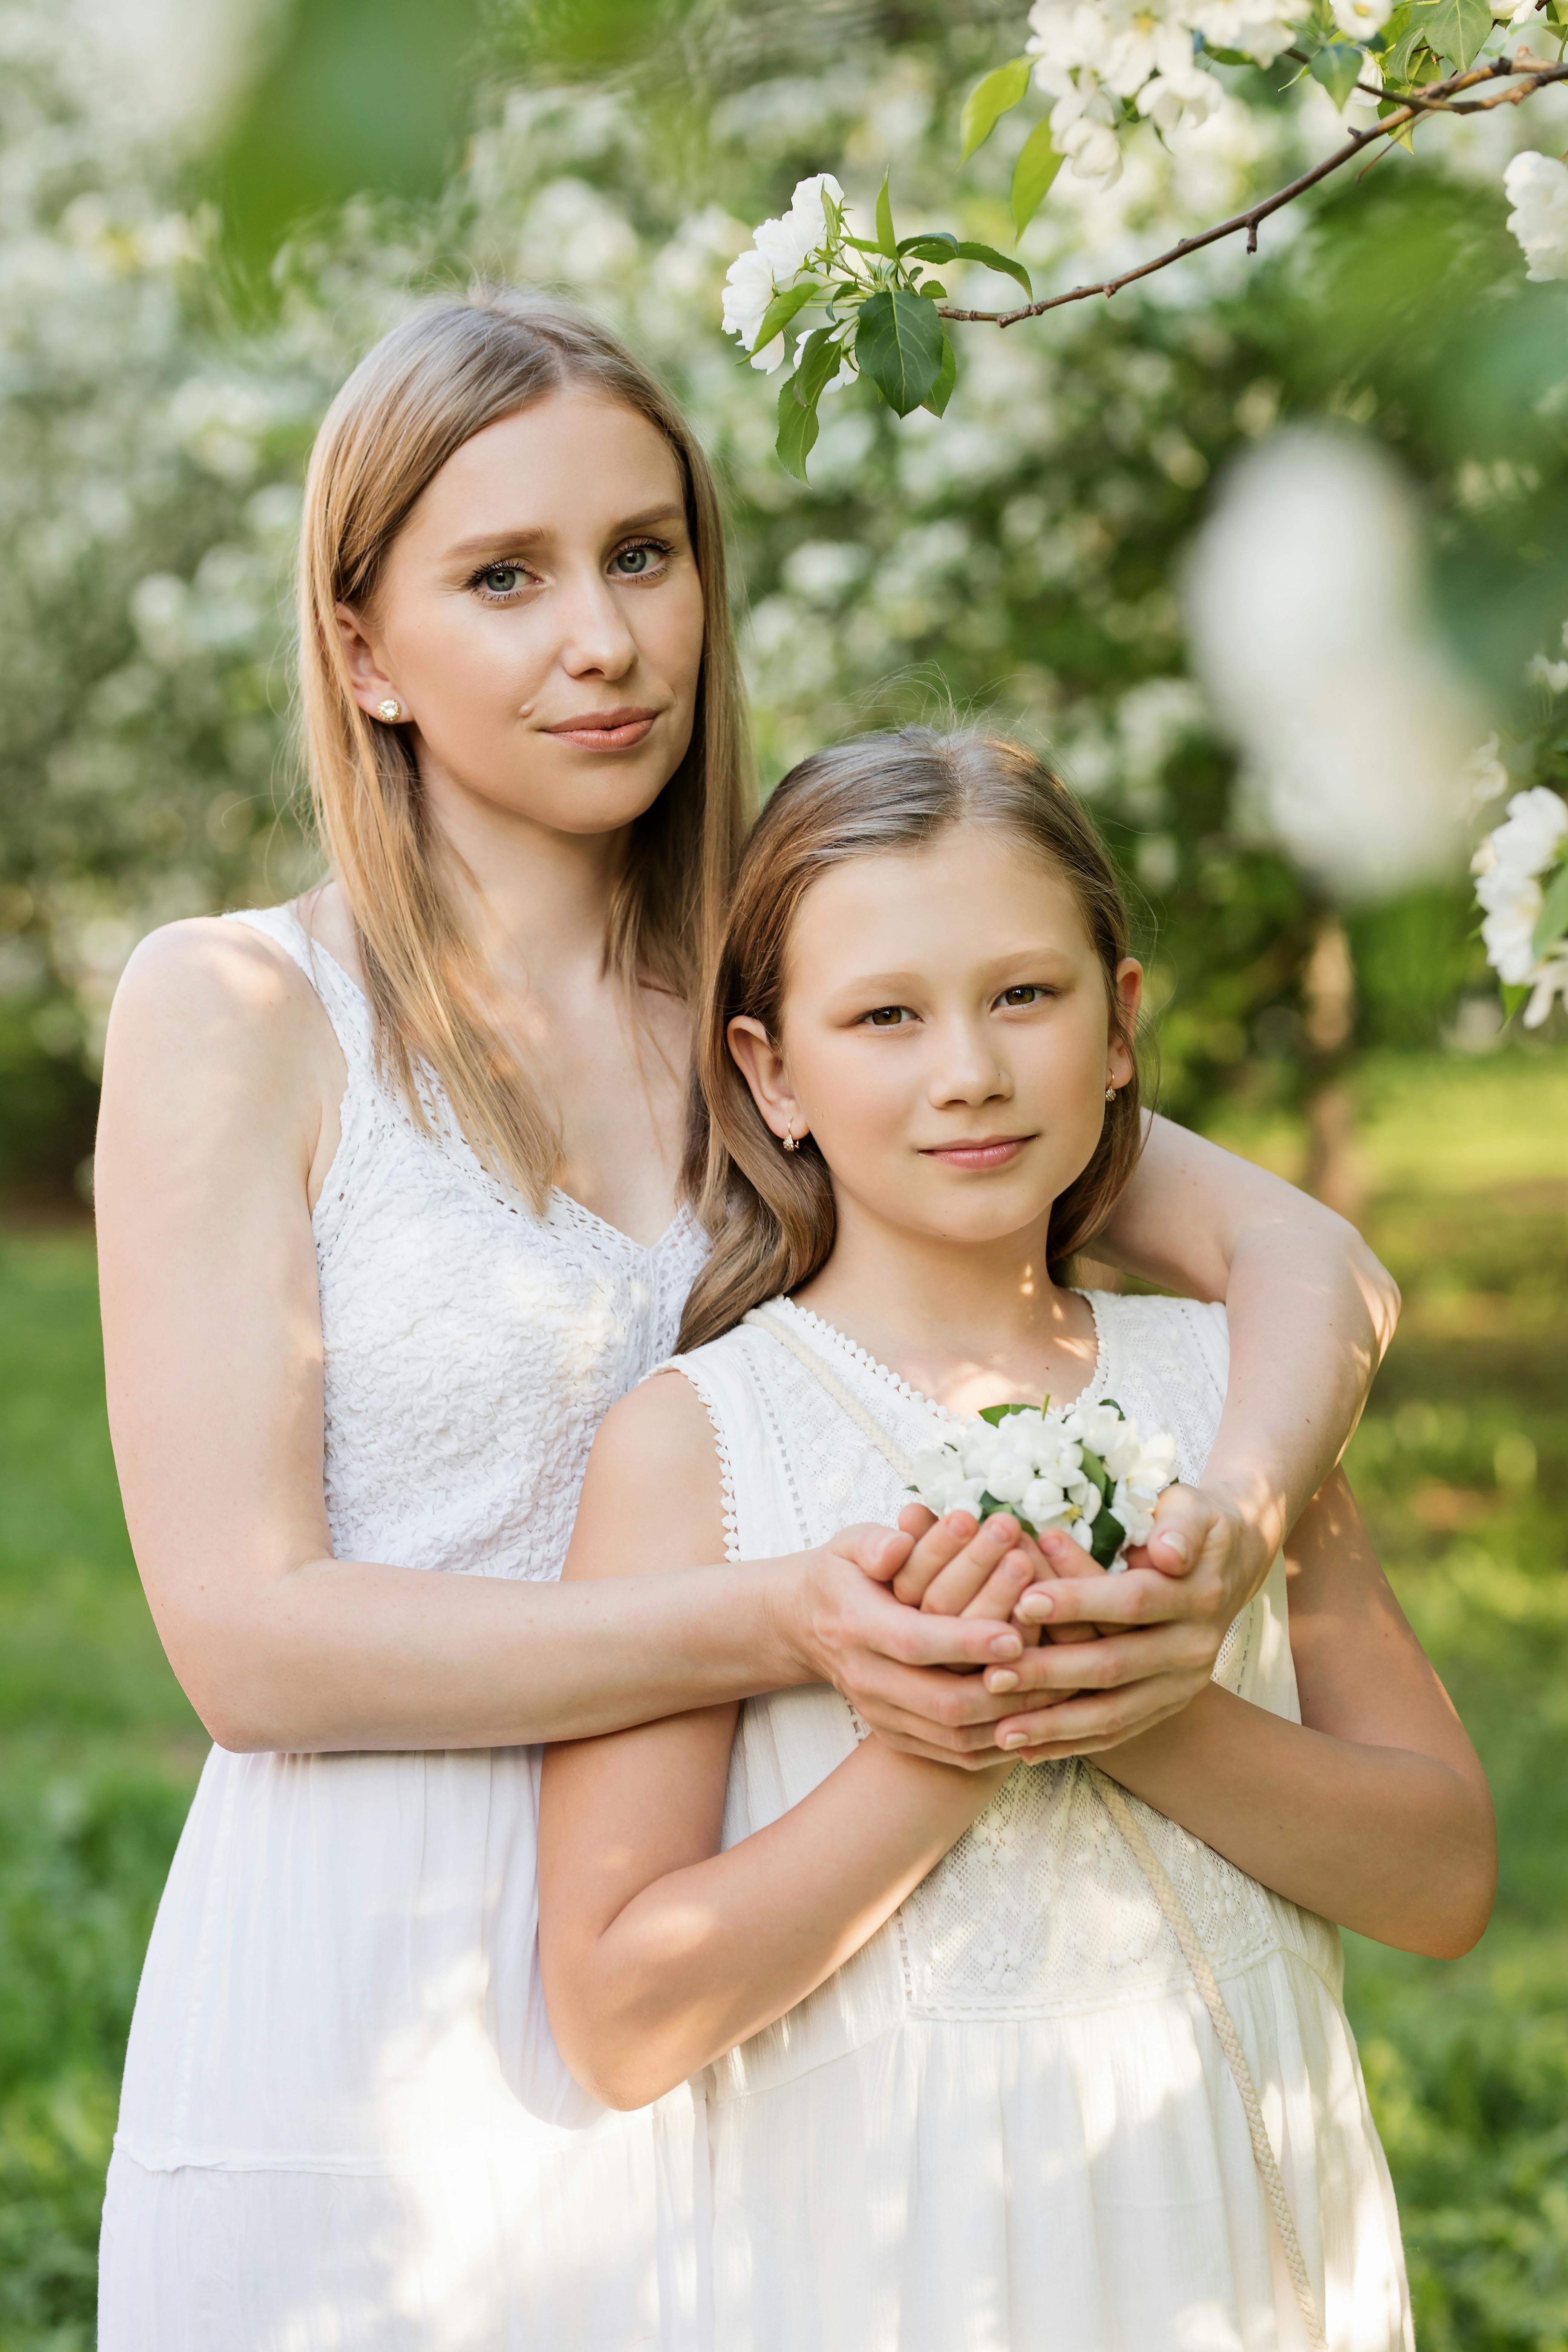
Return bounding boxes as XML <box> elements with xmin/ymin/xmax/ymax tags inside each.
<box><xmin>2</xmin><ymin>1052</ymin><xmax>1565</xmax><ymax>2348</ymax></box>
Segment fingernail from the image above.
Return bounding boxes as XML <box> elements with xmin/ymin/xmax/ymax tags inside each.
<box><xmin>989</xmin><ymin>1632</ymin><xmax>1023</xmax><ymax>1660</ymax></box>
<box><xmin>1001</xmin><ymin>1731</ymin><xmax>1028</xmax><ymax>1749</ymax></box>
<box><xmin>1018</xmin><ymin>1592</ymin><xmax>1053</xmax><ymax>1620</ymax></box>
<box><xmin>988</xmin><ymin>1670</ymin><xmax>1020</xmax><ymax>1693</ymax></box>
<box><xmin>1162</xmin><ymin>1531</ymin><xmax>1190</xmax><ymax>1563</ymax></box>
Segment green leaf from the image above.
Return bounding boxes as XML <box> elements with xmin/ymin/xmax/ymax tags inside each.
<box><xmin>790</xmin><ymin>325</ymin><xmax>845</xmax><ymax>410</ymax></box>
<box><xmin>875</xmin><ymin>170</ymin><xmax>897</xmax><ymax>259</ymax></box>
<box><xmin>1531</xmin><ymin>861</ymin><xmax>1568</xmax><ymax>960</ymax></box>
<box><xmin>898</xmin><ymin>232</ymin><xmax>960</xmax><ymax>262</ymax></box>
<box><xmin>1010</xmin><ymin>118</ymin><xmax>1063</xmax><ymax>242</ymax></box>
<box><xmin>1370</xmin><ymin>0</ymin><xmax>1411</xmax><ymax>52</ymax></box>
<box><xmin>854</xmin><ymin>286</ymin><xmax>945</xmax><ymax>416</ymax></box>
<box><xmin>1089</xmin><ymin>1510</ymin><xmax>1127</xmax><ymax>1569</ymax></box>
<box><xmin>775</xmin><ymin>368</ymin><xmax>821</xmax><ymax>483</ymax></box>
<box><xmin>918</xmin><ymin>280</ymin><xmax>949</xmax><ymax>299</ymax></box>
<box><xmin>1501</xmin><ymin>981</ymin><xmax>1531</xmax><ymax>1020</ymax></box>
<box><xmin>978</xmin><ymin>1401</ymin><xmax>1032</xmax><ymax>1425</ymax></box>
<box><xmin>1310</xmin><ymin>41</ymin><xmax>1366</xmax><ymax>109</ymax></box>
<box><xmin>1410</xmin><ymin>0</ymin><xmax>1491</xmax><ymax>69</ymax></box>
<box><xmin>1200</xmin><ymin>41</ymin><xmax>1261</xmax><ymax>65</ymax></box>
<box><xmin>923</xmin><ymin>332</ymin><xmax>957</xmax><ymax>417</ymax></box>
<box><xmin>751</xmin><ymin>279</ymin><xmax>819</xmax><ymax>356</ymax></box>
<box><xmin>959</xmin><ymin>56</ymin><xmax>1033</xmax><ymax>160</ymax></box>
<box><xmin>954</xmin><ymin>239</ymin><xmax>1034</xmax><ymax>300</ymax></box>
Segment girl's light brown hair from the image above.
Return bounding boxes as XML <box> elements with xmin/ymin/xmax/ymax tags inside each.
<box><xmin>678</xmin><ymin>726</ymin><xmax>1145</xmax><ymax>1352</ymax></box>
<box><xmin>297</xmin><ymin>289</ymin><xmax>754</xmax><ymax>1206</ymax></box>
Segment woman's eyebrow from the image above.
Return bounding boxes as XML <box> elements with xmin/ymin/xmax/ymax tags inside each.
<box><xmin>444</xmin><ymin>504</ymin><xmax>687</xmax><ymax>564</ymax></box>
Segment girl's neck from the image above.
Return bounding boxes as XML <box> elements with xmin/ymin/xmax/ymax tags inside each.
<box><xmin>792</xmin><ymin>1208</ymin><xmax>1100</xmax><ymax>1418</ymax></box>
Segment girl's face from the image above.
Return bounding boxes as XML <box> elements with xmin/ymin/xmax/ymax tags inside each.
<box><xmin>337</xmin><ymin>389</ymin><xmax>706</xmax><ymax>841</ymax></box>
<box><xmin>730</xmin><ymin>825</ymin><xmax>1141</xmax><ymax>1257</ymax></box>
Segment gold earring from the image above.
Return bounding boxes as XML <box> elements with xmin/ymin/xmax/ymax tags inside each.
<box><xmin>377</xmin><ymin>697</ymin><xmax>404</xmax><ymax>723</ymax></box>
<box><xmin>1105</xmin><ymin>1081</ymin><xmax>1117</xmax><ymax>1102</ymax></box>
<box><xmin>781</xmin><ymin>1119</ymin><xmax>799</xmax><ymax>1153</ymax></box>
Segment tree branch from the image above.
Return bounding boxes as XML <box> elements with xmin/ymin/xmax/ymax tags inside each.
<box><xmin>936</xmin><ymin>52</ymin><xmax>1568</xmax><ymax>328</ymax></box>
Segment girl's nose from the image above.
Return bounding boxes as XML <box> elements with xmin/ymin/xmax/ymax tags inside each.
<box><xmin>929</xmin><ymin>1023</ymin><xmax>1012</xmax><ymax>1106</ymax></box>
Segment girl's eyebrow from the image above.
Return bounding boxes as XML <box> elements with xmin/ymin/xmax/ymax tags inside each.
<box><xmin>444</xmin><ymin>504</ymin><xmax>686</xmax><ymax>563</ymax></box>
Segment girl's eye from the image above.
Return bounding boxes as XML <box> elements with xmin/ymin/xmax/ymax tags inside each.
<box><xmin>611</xmin><ymin>539</ymin><xmax>671</xmax><ymax>578</ymax></box>
<box><xmin>864</xmin><ymin>1005</ymin><xmax>913</xmax><ymax>1027</ymax></box>
<box><xmin>474</xmin><ymin>563</ymin><xmax>530</xmax><ymax>599</ymax></box>
<box><xmin>998</xmin><ymin>985</ymin><xmax>1051</xmax><ymax>1008</ymax></box>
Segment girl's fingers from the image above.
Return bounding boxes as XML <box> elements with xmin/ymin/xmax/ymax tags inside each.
<box><xmin>890</xmin><ymin>1508</ymin><xmax>979</xmax><ymax>1606</ymax></box>
<box><xmin>957</xmin><ymin>1549</ymin><xmax>1039</xmax><ymax>1624</ymax></box>
<box><xmin>917</xmin><ymin>1516</ymin><xmax>1024</xmax><ymax>1617</ymax></box>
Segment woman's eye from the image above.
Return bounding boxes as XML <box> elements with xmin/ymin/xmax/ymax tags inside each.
<box><xmin>611</xmin><ymin>541</ymin><xmax>669</xmax><ymax>578</ymax></box>
<box><xmin>476</xmin><ymin>564</ymin><xmax>528</xmax><ymax>597</ymax></box>
<box><xmin>864</xmin><ymin>1005</ymin><xmax>911</xmax><ymax>1027</ymax></box>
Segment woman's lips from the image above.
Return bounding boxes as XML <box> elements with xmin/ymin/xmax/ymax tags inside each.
<box><xmin>921</xmin><ymin>1137</ymin><xmax>1032</xmax><ymax>1170</ymax></box>
<box><xmin>542</xmin><ymin>707</ymin><xmax>657</xmax><ymax>750</ymax></box>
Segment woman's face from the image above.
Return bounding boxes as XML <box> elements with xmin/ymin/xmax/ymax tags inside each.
<box><xmin>730</xmin><ymin>825</ymin><xmax>1141</xmax><ymax>1257</ymax></box>
<box><xmin>338</xmin><ymin>388</ymin><xmax>706</xmax><ymax>841</ymax></box>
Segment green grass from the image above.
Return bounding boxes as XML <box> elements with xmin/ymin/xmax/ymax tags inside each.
<box><xmin>0</xmin><ymin>1047</ymin><xmax>1564</xmax><ymax>2349</ymax></box>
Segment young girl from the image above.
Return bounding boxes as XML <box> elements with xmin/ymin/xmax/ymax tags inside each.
<box><xmin>539</xmin><ymin>727</ymin><xmax>1496</xmax><ymax>2351</ymax></box>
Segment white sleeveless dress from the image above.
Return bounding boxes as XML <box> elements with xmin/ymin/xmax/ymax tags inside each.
<box><xmin>660</xmin><ymin>1293</ymin><xmax>1413</xmax><ymax>2352</ymax></box>
<box><xmin>98</xmin><ymin>904</ymin><xmax>709</xmax><ymax>2351</ymax></box>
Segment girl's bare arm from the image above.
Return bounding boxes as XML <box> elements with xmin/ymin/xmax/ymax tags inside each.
<box><xmin>1088</xmin><ymin>1471</ymin><xmax>1496</xmax><ymax>1958</ymax></box>
<box><xmin>94</xmin><ymin>922</ymin><xmax>1031</xmax><ymax>1757</ymax></box>
<box><xmin>537</xmin><ymin>1373</ymin><xmax>1012</xmax><ymax>2109</ymax></box>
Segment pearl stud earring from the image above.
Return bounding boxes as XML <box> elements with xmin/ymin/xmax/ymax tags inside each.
<box><xmin>377</xmin><ymin>698</ymin><xmax>404</xmax><ymax>723</ymax></box>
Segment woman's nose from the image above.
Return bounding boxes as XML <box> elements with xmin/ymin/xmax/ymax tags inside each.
<box><xmin>556</xmin><ymin>569</ymin><xmax>639</xmax><ymax>679</ymax></box>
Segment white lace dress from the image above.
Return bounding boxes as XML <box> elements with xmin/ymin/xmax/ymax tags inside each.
<box><xmin>660</xmin><ymin>1293</ymin><xmax>1412</xmax><ymax>2352</ymax></box>
<box><xmin>98</xmin><ymin>905</ymin><xmax>709</xmax><ymax>2352</ymax></box>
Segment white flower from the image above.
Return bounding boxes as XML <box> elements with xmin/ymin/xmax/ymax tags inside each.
<box><xmin>1525</xmin><ymin>954</ymin><xmax>1568</xmax><ymax>1028</ymax></box>
<box><xmin>1505</xmin><ymin>153</ymin><xmax>1568</xmax><ymax>284</ymax></box>
<box><xmin>721</xmin><ymin>245</ymin><xmax>775</xmax><ymax>351</ymax></box>
<box><xmin>905</xmin><ymin>1396</ymin><xmax>1176</xmax><ymax>1564</ymax></box>
<box><xmin>1529</xmin><ymin>650</ymin><xmax>1568</xmax><ymax>695</ymax></box>
<box><xmin>1330</xmin><ymin>0</ymin><xmax>1391</xmax><ymax>34</ymax></box>
<box><xmin>1463</xmin><ymin>735</ymin><xmax>1509</xmax><ymax>813</ymax></box>
<box><xmin>1487</xmin><ymin>786</ymin><xmax>1568</xmax><ymax>882</ymax></box>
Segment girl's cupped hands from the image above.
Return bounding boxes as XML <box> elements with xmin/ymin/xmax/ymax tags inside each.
<box><xmin>844</xmin><ymin>1480</ymin><xmax>1265</xmax><ymax>1766</ymax></box>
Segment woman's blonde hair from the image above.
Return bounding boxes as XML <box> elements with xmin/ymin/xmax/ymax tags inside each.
<box><xmin>297</xmin><ymin>290</ymin><xmax>754</xmax><ymax>1206</ymax></box>
<box><xmin>678</xmin><ymin>727</ymin><xmax>1145</xmax><ymax>1352</ymax></box>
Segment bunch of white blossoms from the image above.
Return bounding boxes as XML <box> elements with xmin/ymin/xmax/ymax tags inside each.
<box><xmin>1473</xmin><ymin>782</ymin><xmax>1568</xmax><ymax>1028</ymax></box>
<box><xmin>908</xmin><ymin>1398</ymin><xmax>1178</xmax><ymax>1571</ymax></box>
<box><xmin>1023</xmin><ymin>0</ymin><xmax>1358</xmax><ymax>187</ymax></box>
<box><xmin>722</xmin><ymin>172</ymin><xmax>846</xmax><ymax>374</ymax></box>
<box><xmin>1504</xmin><ymin>152</ymin><xmax>1568</xmax><ymax>283</ymax></box>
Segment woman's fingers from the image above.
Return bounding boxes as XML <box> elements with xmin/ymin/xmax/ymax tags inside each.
<box><xmin>990</xmin><ymin>1669</ymin><xmax>1200</xmax><ymax>1756</ymax></box>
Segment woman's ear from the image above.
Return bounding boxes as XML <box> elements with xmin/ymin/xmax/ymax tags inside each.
<box><xmin>335</xmin><ymin>602</ymin><xmax>404</xmax><ymax>721</ymax></box>
<box><xmin>727</xmin><ymin>1015</ymin><xmax>806</xmax><ymax>1146</ymax></box>
<box><xmin>1109</xmin><ymin>958</ymin><xmax>1143</xmax><ymax>1089</ymax></box>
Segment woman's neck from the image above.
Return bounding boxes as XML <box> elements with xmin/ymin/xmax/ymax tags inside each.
<box><xmin>423</xmin><ymin>769</ymin><xmax>630</xmax><ymax>1001</ymax></box>
<box><xmin>792</xmin><ymin>1205</ymin><xmax>1100</xmax><ymax>1418</ymax></box>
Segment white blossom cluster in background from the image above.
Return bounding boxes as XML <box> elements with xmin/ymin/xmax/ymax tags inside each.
<box><xmin>908</xmin><ymin>1398</ymin><xmax>1178</xmax><ymax>1570</ymax></box>
<box><xmin>1472</xmin><ymin>780</ymin><xmax>1568</xmax><ymax>1027</ymax></box>
<box><xmin>1025</xmin><ymin>0</ymin><xmax>1320</xmax><ymax>186</ymax></box>
<box><xmin>1504</xmin><ymin>149</ymin><xmax>1568</xmax><ymax>280</ymax></box>
<box><xmin>721</xmin><ymin>172</ymin><xmax>845</xmax><ymax>371</ymax></box>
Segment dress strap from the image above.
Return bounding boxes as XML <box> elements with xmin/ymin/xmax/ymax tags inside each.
<box><xmin>741</xmin><ymin>1298</ymin><xmax>1327</xmax><ymax>2352</ymax></box>
<box><xmin>222</xmin><ymin>905</ymin><xmax>375</xmax><ymax>1075</ymax></box>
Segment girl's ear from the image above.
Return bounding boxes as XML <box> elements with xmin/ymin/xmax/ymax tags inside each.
<box><xmin>1109</xmin><ymin>958</ymin><xmax>1143</xmax><ymax>1089</ymax></box>
<box><xmin>727</xmin><ymin>1015</ymin><xmax>805</xmax><ymax>1145</ymax></box>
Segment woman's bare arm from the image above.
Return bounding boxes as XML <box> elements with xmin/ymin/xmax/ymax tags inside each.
<box><xmin>93</xmin><ymin>921</ymin><xmax>1032</xmax><ymax>1756</ymax></box>
<box><xmin>1088</xmin><ymin>1471</ymin><xmax>1496</xmax><ymax>1957</ymax></box>
<box><xmin>956</xmin><ymin>1113</ymin><xmax>1403</xmax><ymax>1752</ymax></box>
<box><xmin>538</xmin><ymin>1374</ymin><xmax>1011</xmax><ymax>2109</ymax></box>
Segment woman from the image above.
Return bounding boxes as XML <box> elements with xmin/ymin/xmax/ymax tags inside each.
<box><xmin>94</xmin><ymin>295</ymin><xmax>1397</xmax><ymax>2348</ymax></box>
<box><xmin>539</xmin><ymin>729</ymin><xmax>1492</xmax><ymax>2349</ymax></box>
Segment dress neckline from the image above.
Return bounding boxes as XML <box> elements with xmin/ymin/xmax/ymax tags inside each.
<box><xmin>771</xmin><ymin>1291</ymin><xmax>1111</xmax><ymax>1421</ymax></box>
<box><xmin>275</xmin><ymin>903</ymin><xmax>691</xmax><ymax>1260</ymax></box>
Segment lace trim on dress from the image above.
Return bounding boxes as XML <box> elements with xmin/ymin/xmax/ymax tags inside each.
<box><xmin>648</xmin><ymin>1360</ymin><xmax>742</xmax><ymax>1564</ymax></box>
<box><xmin>772</xmin><ymin>1290</ymin><xmax>1111</xmax><ymax>1418</ymax></box>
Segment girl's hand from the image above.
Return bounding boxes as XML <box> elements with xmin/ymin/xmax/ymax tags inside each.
<box><xmin>890</xmin><ymin>1505</ymin><xmax>1046</xmax><ymax>1635</ymax></box>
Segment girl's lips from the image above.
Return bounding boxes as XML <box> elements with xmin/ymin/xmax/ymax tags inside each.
<box><xmin>922</xmin><ymin>1137</ymin><xmax>1031</xmax><ymax>1170</ymax></box>
<box><xmin>542</xmin><ymin>710</ymin><xmax>657</xmax><ymax>750</ymax></box>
